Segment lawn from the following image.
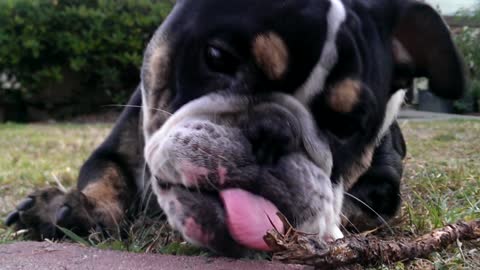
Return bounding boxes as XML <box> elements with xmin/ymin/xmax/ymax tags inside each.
<box><xmin>0</xmin><ymin>120</ymin><xmax>479</xmax><ymax>268</ymax></box>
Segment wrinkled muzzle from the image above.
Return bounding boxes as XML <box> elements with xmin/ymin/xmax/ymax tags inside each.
<box><xmin>144</xmin><ymin>93</ymin><xmax>342</xmax><ymax>254</ymax></box>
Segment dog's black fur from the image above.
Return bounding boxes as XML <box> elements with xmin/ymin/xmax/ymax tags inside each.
<box><xmin>6</xmin><ymin>0</ymin><xmax>465</xmax><ymax>256</ymax></box>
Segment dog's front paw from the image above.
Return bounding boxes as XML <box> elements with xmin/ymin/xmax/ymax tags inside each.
<box><xmin>5</xmin><ymin>187</ymin><xmax>98</xmax><ymax>240</ymax></box>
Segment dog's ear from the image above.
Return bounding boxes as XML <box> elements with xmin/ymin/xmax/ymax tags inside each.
<box><xmin>392</xmin><ymin>1</ymin><xmax>466</xmax><ymax>99</ymax></box>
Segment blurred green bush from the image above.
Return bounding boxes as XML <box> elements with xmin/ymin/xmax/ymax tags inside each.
<box><xmin>0</xmin><ymin>0</ymin><xmax>173</xmax><ymax>121</ymax></box>
<box><xmin>454</xmin><ymin>26</ymin><xmax>480</xmax><ymax>113</ymax></box>
<box><xmin>452</xmin><ymin>9</ymin><xmax>480</xmax><ymax>113</ymax></box>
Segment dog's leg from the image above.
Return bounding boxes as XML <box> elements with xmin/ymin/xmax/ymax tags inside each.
<box><xmin>5</xmin><ymin>88</ymin><xmax>145</xmax><ymax>239</ymax></box>
<box><xmin>342</xmin><ymin>122</ymin><xmax>406</xmax><ymax>232</ymax></box>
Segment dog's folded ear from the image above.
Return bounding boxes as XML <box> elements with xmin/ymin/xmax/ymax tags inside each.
<box><xmin>392</xmin><ymin>0</ymin><xmax>466</xmax><ymax>99</ymax></box>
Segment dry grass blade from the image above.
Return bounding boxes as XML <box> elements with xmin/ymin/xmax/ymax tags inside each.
<box><xmin>264</xmin><ymin>214</ymin><xmax>480</xmax><ymax>269</ymax></box>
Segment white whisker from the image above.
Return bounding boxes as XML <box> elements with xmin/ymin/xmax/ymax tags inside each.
<box><xmin>196</xmin><ymin>147</ymin><xmax>236</xmax><ymax>166</ymax></box>
<box><xmin>103</xmin><ymin>104</ymin><xmax>172</xmax><ymax>116</ymax></box>
<box><xmin>204</xmin><ymin>173</ymin><xmax>220</xmax><ymax>192</ymax></box>
<box><xmin>344</xmin><ymin>192</ymin><xmax>394</xmax><ymax>234</ymax></box>
<box><xmin>340</xmin><ymin>212</ymin><xmax>359</xmax><ymax>234</ymax></box>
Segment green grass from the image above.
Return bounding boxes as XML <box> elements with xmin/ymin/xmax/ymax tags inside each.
<box><xmin>0</xmin><ymin>123</ymin><xmax>111</xmax><ymax>214</ymax></box>
<box><xmin>0</xmin><ymin>120</ymin><xmax>479</xmax><ymax>268</ymax></box>
<box><xmin>399</xmin><ymin>119</ymin><xmax>480</xmax><ymax>269</ymax></box>
<box><xmin>0</xmin><ymin>123</ymin><xmax>111</xmax><ymax>244</ymax></box>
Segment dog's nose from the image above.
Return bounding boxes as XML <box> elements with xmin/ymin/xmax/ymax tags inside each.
<box><xmin>241</xmin><ymin>104</ymin><xmax>300</xmax><ymax>164</ymax></box>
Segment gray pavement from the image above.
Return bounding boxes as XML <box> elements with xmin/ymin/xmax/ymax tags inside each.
<box><xmin>399</xmin><ymin>109</ymin><xmax>480</xmax><ymax>121</ymax></box>
<box><xmin>0</xmin><ymin>242</ymin><xmax>310</xmax><ymax>270</ymax></box>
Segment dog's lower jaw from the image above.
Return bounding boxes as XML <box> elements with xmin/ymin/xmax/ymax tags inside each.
<box><xmin>150</xmin><ymin>180</ymin><xmax>178</xmax><ymax>232</ymax></box>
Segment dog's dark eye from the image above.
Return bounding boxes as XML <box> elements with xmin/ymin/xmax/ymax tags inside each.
<box><xmin>204</xmin><ymin>44</ymin><xmax>239</xmax><ymax>74</ymax></box>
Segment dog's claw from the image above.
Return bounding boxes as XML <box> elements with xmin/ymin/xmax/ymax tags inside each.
<box><xmin>5</xmin><ymin>188</ymin><xmax>101</xmax><ymax>240</ymax></box>
<box><xmin>5</xmin><ymin>197</ymin><xmax>35</xmax><ymax>227</ymax></box>
<box><xmin>55</xmin><ymin>206</ymin><xmax>71</xmax><ymax>223</ymax></box>
<box><xmin>16</xmin><ymin>197</ymin><xmax>34</xmax><ymax>211</ymax></box>
<box><xmin>5</xmin><ymin>211</ymin><xmax>20</xmax><ymax>227</ymax></box>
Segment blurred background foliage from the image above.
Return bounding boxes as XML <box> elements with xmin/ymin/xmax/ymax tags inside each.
<box><xmin>454</xmin><ymin>26</ymin><xmax>480</xmax><ymax>113</ymax></box>
<box><xmin>451</xmin><ymin>4</ymin><xmax>480</xmax><ymax>113</ymax></box>
<box><xmin>0</xmin><ymin>0</ymin><xmax>173</xmax><ymax>122</ymax></box>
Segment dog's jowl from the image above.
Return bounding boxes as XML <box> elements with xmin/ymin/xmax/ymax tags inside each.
<box><xmin>7</xmin><ymin>0</ymin><xmax>465</xmax><ymax>256</ymax></box>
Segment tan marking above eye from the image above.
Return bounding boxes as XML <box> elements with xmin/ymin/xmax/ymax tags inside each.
<box><xmin>143</xmin><ymin>43</ymin><xmax>172</xmax><ymax>136</ymax></box>
<box><xmin>328</xmin><ymin>79</ymin><xmax>362</xmax><ymax>113</ymax></box>
<box><xmin>252</xmin><ymin>32</ymin><xmax>289</xmax><ymax>80</ymax></box>
<box><xmin>144</xmin><ymin>44</ymin><xmax>170</xmax><ymax>93</ymax></box>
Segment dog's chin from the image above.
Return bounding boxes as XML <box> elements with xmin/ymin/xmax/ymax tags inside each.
<box><xmin>144</xmin><ymin>93</ymin><xmax>343</xmax><ymax>253</ymax></box>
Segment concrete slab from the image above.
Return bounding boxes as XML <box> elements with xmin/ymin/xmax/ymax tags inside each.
<box><xmin>0</xmin><ymin>242</ymin><xmax>310</xmax><ymax>270</ymax></box>
<box><xmin>399</xmin><ymin>109</ymin><xmax>480</xmax><ymax>121</ymax></box>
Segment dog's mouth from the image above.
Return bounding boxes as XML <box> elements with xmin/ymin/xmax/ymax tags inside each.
<box><xmin>146</xmin><ymin>93</ymin><xmax>339</xmax><ymax>253</ymax></box>
<box><xmin>155</xmin><ymin>176</ymin><xmax>284</xmax><ymax>251</ymax></box>
<box><xmin>219</xmin><ymin>188</ymin><xmax>284</xmax><ymax>250</ymax></box>
<box><xmin>155</xmin><ymin>177</ymin><xmax>183</xmax><ymax>190</ymax></box>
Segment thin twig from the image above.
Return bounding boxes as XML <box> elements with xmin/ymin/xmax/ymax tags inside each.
<box><xmin>264</xmin><ymin>214</ymin><xmax>480</xmax><ymax>269</ymax></box>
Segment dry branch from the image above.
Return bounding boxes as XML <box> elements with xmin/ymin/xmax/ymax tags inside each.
<box><xmin>264</xmin><ymin>215</ymin><xmax>480</xmax><ymax>269</ymax></box>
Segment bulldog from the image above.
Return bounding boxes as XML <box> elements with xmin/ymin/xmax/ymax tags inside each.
<box><xmin>6</xmin><ymin>0</ymin><xmax>465</xmax><ymax>256</ymax></box>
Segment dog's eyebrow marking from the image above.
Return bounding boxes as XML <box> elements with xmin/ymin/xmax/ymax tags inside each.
<box><xmin>328</xmin><ymin>79</ymin><xmax>362</xmax><ymax>113</ymax></box>
<box><xmin>295</xmin><ymin>0</ymin><xmax>346</xmax><ymax>104</ymax></box>
<box><xmin>146</xmin><ymin>45</ymin><xmax>170</xmax><ymax>95</ymax></box>
<box><xmin>141</xmin><ymin>32</ymin><xmax>172</xmax><ymax>139</ymax></box>
<box><xmin>252</xmin><ymin>32</ymin><xmax>289</xmax><ymax>80</ymax></box>
<box><xmin>142</xmin><ymin>44</ymin><xmax>172</xmax><ymax>138</ymax></box>
<box><xmin>141</xmin><ymin>2</ymin><xmax>186</xmax><ymax>140</ymax></box>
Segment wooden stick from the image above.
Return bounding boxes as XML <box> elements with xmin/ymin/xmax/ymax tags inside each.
<box><xmin>264</xmin><ymin>216</ymin><xmax>480</xmax><ymax>269</ymax></box>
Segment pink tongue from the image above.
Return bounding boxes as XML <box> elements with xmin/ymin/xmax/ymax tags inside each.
<box><xmin>220</xmin><ymin>189</ymin><xmax>284</xmax><ymax>251</ymax></box>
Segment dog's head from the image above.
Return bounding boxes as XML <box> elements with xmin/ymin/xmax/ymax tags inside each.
<box><xmin>141</xmin><ymin>0</ymin><xmax>465</xmax><ymax>255</ymax></box>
